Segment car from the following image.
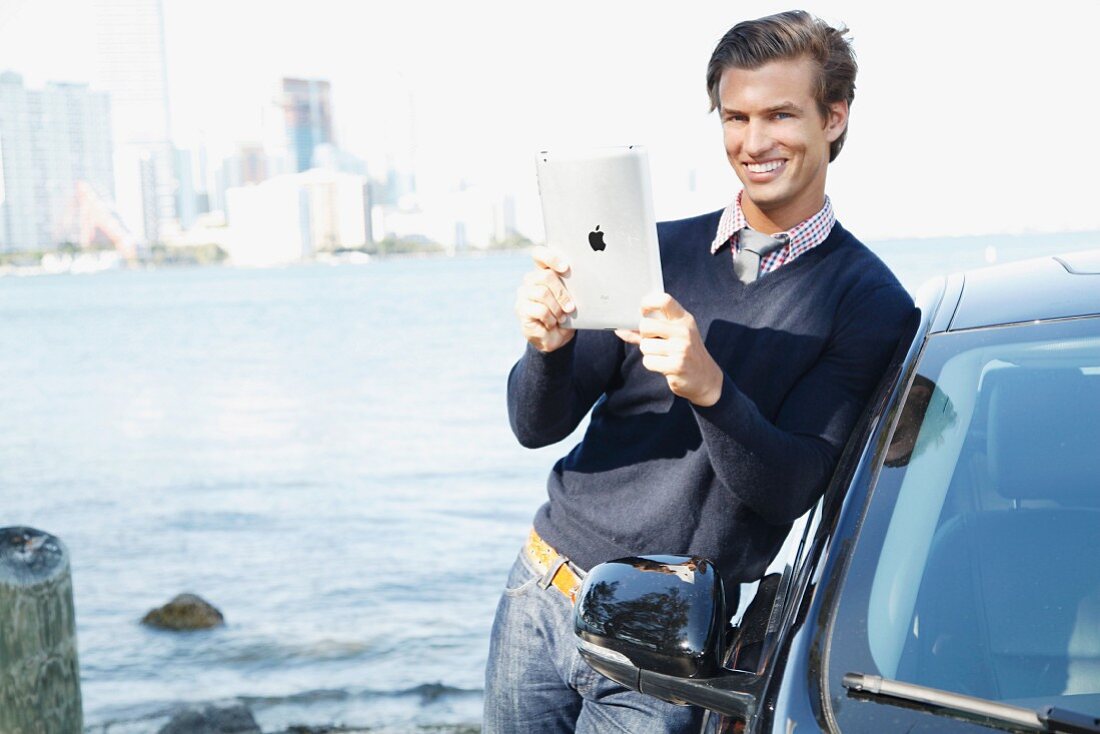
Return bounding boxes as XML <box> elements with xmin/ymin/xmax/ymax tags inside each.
<box><xmin>572</xmin><ymin>250</ymin><xmax>1100</xmax><ymax>734</ymax></box>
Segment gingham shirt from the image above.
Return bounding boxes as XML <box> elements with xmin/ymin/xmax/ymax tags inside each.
<box><xmin>710</xmin><ymin>192</ymin><xmax>836</xmax><ymax>276</ymax></box>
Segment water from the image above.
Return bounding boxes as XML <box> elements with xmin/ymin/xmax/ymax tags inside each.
<box><xmin>1</xmin><ymin>254</ymin><xmax>565</xmax><ymax>732</ymax></box>
<box><xmin>1</xmin><ymin>231</ymin><xmax>1097</xmax><ymax>732</ymax></box>
<box><xmin>870</xmin><ymin>229</ymin><xmax>1100</xmax><ymax>293</ymax></box>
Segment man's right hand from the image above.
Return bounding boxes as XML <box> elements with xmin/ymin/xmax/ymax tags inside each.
<box><xmin>515</xmin><ymin>246</ymin><xmax>576</xmax><ymax>353</ymax></box>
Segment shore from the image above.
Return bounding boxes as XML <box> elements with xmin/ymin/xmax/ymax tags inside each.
<box><xmin>86</xmin><ymin>699</ymin><xmax>482</xmax><ymax>734</ymax></box>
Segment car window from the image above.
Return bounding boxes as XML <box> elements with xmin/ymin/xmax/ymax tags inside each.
<box><xmin>722</xmin><ymin>500</ymin><xmax>819</xmax><ymax>677</ymax></box>
<box><xmin>826</xmin><ymin>316</ymin><xmax>1100</xmax><ymax>729</ymax></box>
<box><xmin>730</xmin><ymin>508</ymin><xmax>814</xmax><ymax>625</ymax></box>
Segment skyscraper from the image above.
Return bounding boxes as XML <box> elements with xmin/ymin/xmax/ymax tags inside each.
<box><xmin>93</xmin><ymin>0</ymin><xmax>177</xmax><ymax>245</ymax></box>
<box><xmin>280</xmin><ymin>78</ymin><xmax>334</xmax><ymax>173</ymax></box>
<box><xmin>0</xmin><ymin>72</ymin><xmax>35</xmax><ymax>251</ymax></box>
<box><xmin>0</xmin><ymin>73</ymin><xmax>114</xmax><ymax>251</ymax></box>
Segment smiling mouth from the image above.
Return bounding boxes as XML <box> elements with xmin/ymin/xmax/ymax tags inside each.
<box><xmin>746</xmin><ymin>160</ymin><xmax>785</xmax><ymax>174</ymax></box>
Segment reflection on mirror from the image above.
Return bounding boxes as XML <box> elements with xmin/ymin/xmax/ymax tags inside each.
<box><xmin>574</xmin><ymin>555</ymin><xmax>726</xmax><ymax>679</ymax></box>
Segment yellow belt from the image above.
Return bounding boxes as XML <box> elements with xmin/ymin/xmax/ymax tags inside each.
<box><xmin>524</xmin><ymin>529</ymin><xmax>583</xmax><ymax>604</ymax></box>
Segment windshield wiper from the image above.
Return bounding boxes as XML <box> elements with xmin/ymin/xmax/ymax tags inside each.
<box><xmin>843</xmin><ymin>672</ymin><xmax>1100</xmax><ymax>734</ymax></box>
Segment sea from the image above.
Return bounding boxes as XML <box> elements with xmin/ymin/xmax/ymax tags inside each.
<box><xmin>2</xmin><ymin>229</ymin><xmax>1098</xmax><ymax>733</ymax></box>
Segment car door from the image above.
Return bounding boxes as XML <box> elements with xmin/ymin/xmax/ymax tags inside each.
<box><xmin>821</xmin><ymin>315</ymin><xmax>1100</xmax><ymax>733</ymax></box>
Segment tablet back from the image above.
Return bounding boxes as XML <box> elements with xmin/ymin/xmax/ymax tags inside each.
<box><xmin>536</xmin><ymin>146</ymin><xmax>664</xmax><ymax>330</ymax></box>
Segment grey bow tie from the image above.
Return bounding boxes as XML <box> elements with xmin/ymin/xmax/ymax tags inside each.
<box><xmin>734</xmin><ymin>228</ymin><xmax>789</xmax><ymax>284</ymax></box>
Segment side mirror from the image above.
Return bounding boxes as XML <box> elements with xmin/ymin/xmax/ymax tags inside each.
<box><xmin>573</xmin><ymin>555</ymin><xmax>725</xmax><ymax>685</ymax></box>
<box><xmin>573</xmin><ymin>555</ymin><xmax>766</xmax><ymax>720</ymax></box>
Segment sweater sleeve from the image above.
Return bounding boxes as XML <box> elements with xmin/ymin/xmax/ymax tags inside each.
<box><xmin>507</xmin><ymin>330</ymin><xmax>625</xmax><ymax>448</ymax></box>
<box><xmin>692</xmin><ymin>283</ymin><xmax>915</xmax><ymax>524</ymax></box>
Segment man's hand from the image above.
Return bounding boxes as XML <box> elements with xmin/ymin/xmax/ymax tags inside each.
<box><xmin>616</xmin><ymin>293</ymin><xmax>724</xmax><ymax>406</ymax></box>
<box><xmin>515</xmin><ymin>246</ymin><xmax>576</xmax><ymax>353</ymax></box>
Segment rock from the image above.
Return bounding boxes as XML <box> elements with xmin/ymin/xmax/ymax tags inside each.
<box><xmin>157</xmin><ymin>703</ymin><xmax>260</xmax><ymax>734</ymax></box>
<box><xmin>273</xmin><ymin>728</ymin><xmax>375</xmax><ymax>734</ymax></box>
<box><xmin>142</xmin><ymin>593</ymin><xmax>225</xmax><ymax>630</ymax></box>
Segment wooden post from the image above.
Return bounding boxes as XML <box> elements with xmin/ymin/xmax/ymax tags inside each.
<box><xmin>0</xmin><ymin>526</ymin><xmax>83</xmax><ymax>734</ymax></box>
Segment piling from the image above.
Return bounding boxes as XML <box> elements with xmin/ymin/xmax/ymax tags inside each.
<box><xmin>0</xmin><ymin>526</ymin><xmax>83</xmax><ymax>734</ymax></box>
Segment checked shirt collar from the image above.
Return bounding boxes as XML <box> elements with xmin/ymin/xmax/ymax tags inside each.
<box><xmin>710</xmin><ymin>191</ymin><xmax>835</xmax><ymax>277</ymax></box>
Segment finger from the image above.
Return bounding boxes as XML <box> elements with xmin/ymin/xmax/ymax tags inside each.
<box><xmin>638</xmin><ymin>337</ymin><xmax>670</xmax><ymax>357</ymax></box>
<box><xmin>523</xmin><ymin>268</ymin><xmax>561</xmax><ymax>292</ymax></box>
<box><xmin>517</xmin><ymin>286</ymin><xmax>560</xmax><ymax>323</ymax></box>
<box><xmin>523</xmin><ymin>271</ymin><xmax>576</xmax><ymax>314</ymax></box>
<box><xmin>523</xmin><ymin>270</ymin><xmax>575</xmax><ymax>314</ymax></box>
<box><xmin>521</xmin><ymin>300</ymin><xmax>558</xmax><ymax>331</ymax></box>
<box><xmin>637</xmin><ymin>316</ymin><xmax>677</xmax><ymax>339</ymax></box>
<box><xmin>521</xmin><ymin>283</ymin><xmax>565</xmax><ymax>319</ymax></box>
<box><xmin>641</xmin><ymin>354</ymin><xmax>676</xmax><ymax>375</ymax></box>
<box><xmin>615</xmin><ymin>329</ymin><xmax>642</xmax><ymax>345</ymax></box>
<box><xmin>531</xmin><ymin>246</ymin><xmax>571</xmax><ymax>275</ymax></box>
<box><xmin>546</xmin><ymin>277</ymin><xmax>575</xmax><ymax>314</ymax></box>
<box><xmin>640</xmin><ymin>292</ymin><xmax>687</xmax><ymax>321</ymax></box>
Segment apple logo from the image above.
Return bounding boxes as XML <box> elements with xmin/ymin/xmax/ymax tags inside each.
<box><xmin>588</xmin><ymin>225</ymin><xmax>607</xmax><ymax>252</ymax></box>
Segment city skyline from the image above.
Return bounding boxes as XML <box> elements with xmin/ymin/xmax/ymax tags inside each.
<box><xmin>2</xmin><ymin>0</ymin><xmax>1099</xmax><ymax>240</ymax></box>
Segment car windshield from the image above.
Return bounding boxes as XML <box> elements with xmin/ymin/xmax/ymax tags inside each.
<box><xmin>827</xmin><ymin>315</ymin><xmax>1100</xmax><ymax>729</ymax></box>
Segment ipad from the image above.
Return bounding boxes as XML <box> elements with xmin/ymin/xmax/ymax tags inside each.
<box><xmin>536</xmin><ymin>146</ymin><xmax>664</xmax><ymax>330</ymax></box>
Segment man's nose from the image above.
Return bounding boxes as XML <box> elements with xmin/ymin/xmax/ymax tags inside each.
<box><xmin>743</xmin><ymin>119</ymin><xmax>773</xmax><ymax>157</ymax></box>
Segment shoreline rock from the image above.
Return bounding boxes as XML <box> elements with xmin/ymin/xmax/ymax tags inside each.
<box><xmin>157</xmin><ymin>704</ymin><xmax>259</xmax><ymax>733</ymax></box>
<box><xmin>154</xmin><ymin>702</ymin><xmax>448</xmax><ymax>733</ymax></box>
<box><xmin>142</xmin><ymin>593</ymin><xmax>225</xmax><ymax>631</ymax></box>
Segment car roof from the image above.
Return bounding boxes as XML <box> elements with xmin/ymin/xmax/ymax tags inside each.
<box><xmin>942</xmin><ymin>249</ymin><xmax>1100</xmax><ymax>331</ymax></box>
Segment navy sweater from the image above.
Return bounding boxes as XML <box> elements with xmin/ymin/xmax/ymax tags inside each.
<box><xmin>507</xmin><ymin>210</ymin><xmax>914</xmax><ymax>589</ymax></box>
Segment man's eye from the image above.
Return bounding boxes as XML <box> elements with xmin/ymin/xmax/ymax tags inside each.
<box><xmin>772</xmin><ymin>112</ymin><xmax>793</xmax><ymax>120</ymax></box>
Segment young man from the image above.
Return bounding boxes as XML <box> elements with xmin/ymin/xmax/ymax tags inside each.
<box><xmin>486</xmin><ymin>11</ymin><xmax>914</xmax><ymax>733</ymax></box>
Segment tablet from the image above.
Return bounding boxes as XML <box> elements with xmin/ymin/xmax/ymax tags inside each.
<box><xmin>536</xmin><ymin>146</ymin><xmax>664</xmax><ymax>330</ymax></box>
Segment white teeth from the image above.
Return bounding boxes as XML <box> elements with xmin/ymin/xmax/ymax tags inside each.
<box><xmin>747</xmin><ymin>160</ymin><xmax>783</xmax><ymax>173</ymax></box>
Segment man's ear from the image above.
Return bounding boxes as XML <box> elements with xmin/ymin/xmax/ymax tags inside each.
<box><xmin>824</xmin><ymin>99</ymin><xmax>849</xmax><ymax>144</ymax></box>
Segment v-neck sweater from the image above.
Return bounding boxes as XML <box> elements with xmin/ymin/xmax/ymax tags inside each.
<box><xmin>507</xmin><ymin>209</ymin><xmax>915</xmax><ymax>589</ymax></box>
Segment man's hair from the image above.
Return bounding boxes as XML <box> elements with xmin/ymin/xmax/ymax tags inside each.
<box><xmin>706</xmin><ymin>10</ymin><xmax>857</xmax><ymax>162</ymax></box>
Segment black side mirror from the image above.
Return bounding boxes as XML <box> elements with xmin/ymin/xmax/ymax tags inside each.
<box><xmin>573</xmin><ymin>555</ymin><xmax>766</xmax><ymax>720</ymax></box>
<box><xmin>573</xmin><ymin>555</ymin><xmax>726</xmax><ymax>682</ymax></box>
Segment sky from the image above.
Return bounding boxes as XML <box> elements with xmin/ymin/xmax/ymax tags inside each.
<box><xmin>1</xmin><ymin>0</ymin><xmax>1099</xmax><ymax>240</ymax></box>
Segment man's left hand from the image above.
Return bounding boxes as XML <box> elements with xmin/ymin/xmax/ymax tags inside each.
<box><xmin>615</xmin><ymin>293</ymin><xmax>724</xmax><ymax>407</ymax></box>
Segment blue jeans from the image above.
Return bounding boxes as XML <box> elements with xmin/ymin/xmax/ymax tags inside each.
<box><xmin>484</xmin><ymin>549</ymin><xmax>704</xmax><ymax>734</ymax></box>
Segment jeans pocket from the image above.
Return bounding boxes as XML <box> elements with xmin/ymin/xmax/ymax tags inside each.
<box><xmin>503</xmin><ymin>551</ymin><xmax>541</xmax><ymax>597</ymax></box>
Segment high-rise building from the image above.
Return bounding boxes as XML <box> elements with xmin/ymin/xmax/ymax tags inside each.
<box><xmin>381</xmin><ymin>87</ymin><xmax>418</xmax><ymax>205</ymax></box>
<box><xmin>237</xmin><ymin>144</ymin><xmax>269</xmax><ymax>185</ymax></box>
<box><xmin>0</xmin><ymin>72</ymin><xmax>114</xmax><ymax>251</ymax></box>
<box><xmin>279</xmin><ymin>78</ymin><xmax>334</xmax><ymax>173</ymax></box>
<box><xmin>93</xmin><ymin>0</ymin><xmax>177</xmax><ymax>245</ymax></box>
<box><xmin>175</xmin><ymin>148</ymin><xmax>197</xmax><ymax>231</ymax></box>
<box><xmin>0</xmin><ymin>72</ymin><xmax>34</xmax><ymax>252</ymax></box>
<box><xmin>210</xmin><ymin>143</ymin><xmax>270</xmax><ymax>213</ymax></box>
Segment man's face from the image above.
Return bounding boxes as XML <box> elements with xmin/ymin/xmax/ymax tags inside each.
<box><xmin>718</xmin><ymin>55</ymin><xmax>848</xmax><ymax>230</ymax></box>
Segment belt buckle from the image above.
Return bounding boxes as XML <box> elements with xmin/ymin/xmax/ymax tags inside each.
<box><xmin>538</xmin><ymin>557</ymin><xmax>577</xmax><ymax>601</ymax></box>
<box><xmin>530</xmin><ymin>536</ymin><xmax>581</xmax><ymax>604</ymax></box>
